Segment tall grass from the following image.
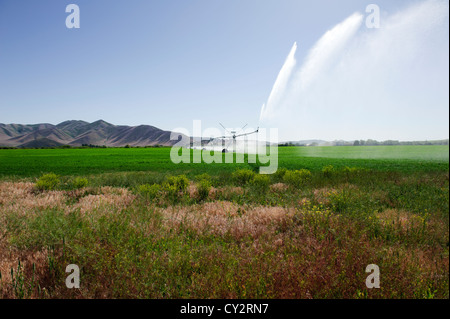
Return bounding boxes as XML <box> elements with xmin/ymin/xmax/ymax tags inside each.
<box><xmin>0</xmin><ymin>166</ymin><xmax>448</xmax><ymax>299</ymax></box>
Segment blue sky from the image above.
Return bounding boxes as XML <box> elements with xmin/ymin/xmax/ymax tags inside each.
<box><xmin>0</xmin><ymin>0</ymin><xmax>448</xmax><ymax>141</ymax></box>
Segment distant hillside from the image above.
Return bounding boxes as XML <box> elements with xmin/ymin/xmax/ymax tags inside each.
<box><xmin>280</xmin><ymin>139</ymin><xmax>449</xmax><ymax>147</ymax></box>
<box><xmin>18</xmin><ymin>138</ymin><xmax>64</xmax><ymax>149</ymax></box>
<box><xmin>0</xmin><ymin>120</ymin><xmax>188</xmax><ymax>148</ymax></box>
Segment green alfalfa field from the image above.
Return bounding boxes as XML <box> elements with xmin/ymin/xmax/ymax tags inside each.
<box><xmin>0</xmin><ymin>145</ymin><xmax>448</xmax><ymax>298</ymax></box>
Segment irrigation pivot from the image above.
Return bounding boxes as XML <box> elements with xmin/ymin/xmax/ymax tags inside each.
<box><xmin>210</xmin><ymin>123</ymin><xmax>259</xmax><ymax>153</ymax></box>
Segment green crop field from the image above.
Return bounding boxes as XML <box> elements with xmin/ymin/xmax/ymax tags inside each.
<box><xmin>297</xmin><ymin>145</ymin><xmax>449</xmax><ymax>160</ymax></box>
<box><xmin>0</xmin><ymin>145</ymin><xmax>448</xmax><ymax>178</ymax></box>
<box><xmin>0</xmin><ymin>145</ymin><xmax>448</xmax><ymax>299</ymax></box>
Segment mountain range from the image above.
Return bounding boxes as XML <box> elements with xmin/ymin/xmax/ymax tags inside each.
<box><xmin>0</xmin><ymin>120</ymin><xmax>187</xmax><ymax>148</ymax></box>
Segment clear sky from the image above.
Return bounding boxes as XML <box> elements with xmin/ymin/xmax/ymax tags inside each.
<box><xmin>0</xmin><ymin>0</ymin><xmax>448</xmax><ymax>141</ymax></box>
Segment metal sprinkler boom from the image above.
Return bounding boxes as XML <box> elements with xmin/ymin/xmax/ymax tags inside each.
<box><xmin>209</xmin><ymin>123</ymin><xmax>259</xmax><ymax>153</ymax></box>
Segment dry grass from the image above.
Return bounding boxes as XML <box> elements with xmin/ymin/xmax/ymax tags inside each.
<box><xmin>0</xmin><ymin>182</ymin><xmax>67</xmax><ymax>214</ymax></box>
<box><xmin>313</xmin><ymin>187</ymin><xmax>336</xmax><ymax>205</ymax></box>
<box><xmin>187</xmin><ymin>184</ymin><xmax>244</xmax><ymax>200</ymax></box>
<box><xmin>0</xmin><ymin>173</ymin><xmax>448</xmax><ymax>299</ymax></box>
<box><xmin>0</xmin><ymin>240</ymin><xmax>52</xmax><ymax>298</ymax></box>
<box><xmin>0</xmin><ymin>242</ymin><xmax>19</xmax><ymax>286</ymax></box>
<box><xmin>74</xmin><ymin>186</ymin><xmax>135</xmax><ymax>215</ymax></box>
<box><xmin>161</xmin><ymin>201</ymin><xmax>294</xmax><ymax>239</ymax></box>
<box><xmin>270</xmin><ymin>183</ymin><xmax>289</xmax><ymax>192</ymax></box>
<box><xmin>376</xmin><ymin>209</ymin><xmax>425</xmax><ymax>231</ymax></box>
<box><xmin>209</xmin><ymin>186</ymin><xmax>244</xmax><ymax>200</ymax></box>
<box><xmin>0</xmin><ymin>182</ymin><xmax>136</xmax><ymax>217</ymax></box>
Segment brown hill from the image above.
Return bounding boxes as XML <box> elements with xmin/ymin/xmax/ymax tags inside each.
<box><xmin>0</xmin><ymin>120</ymin><xmax>188</xmax><ymax>148</ymax></box>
